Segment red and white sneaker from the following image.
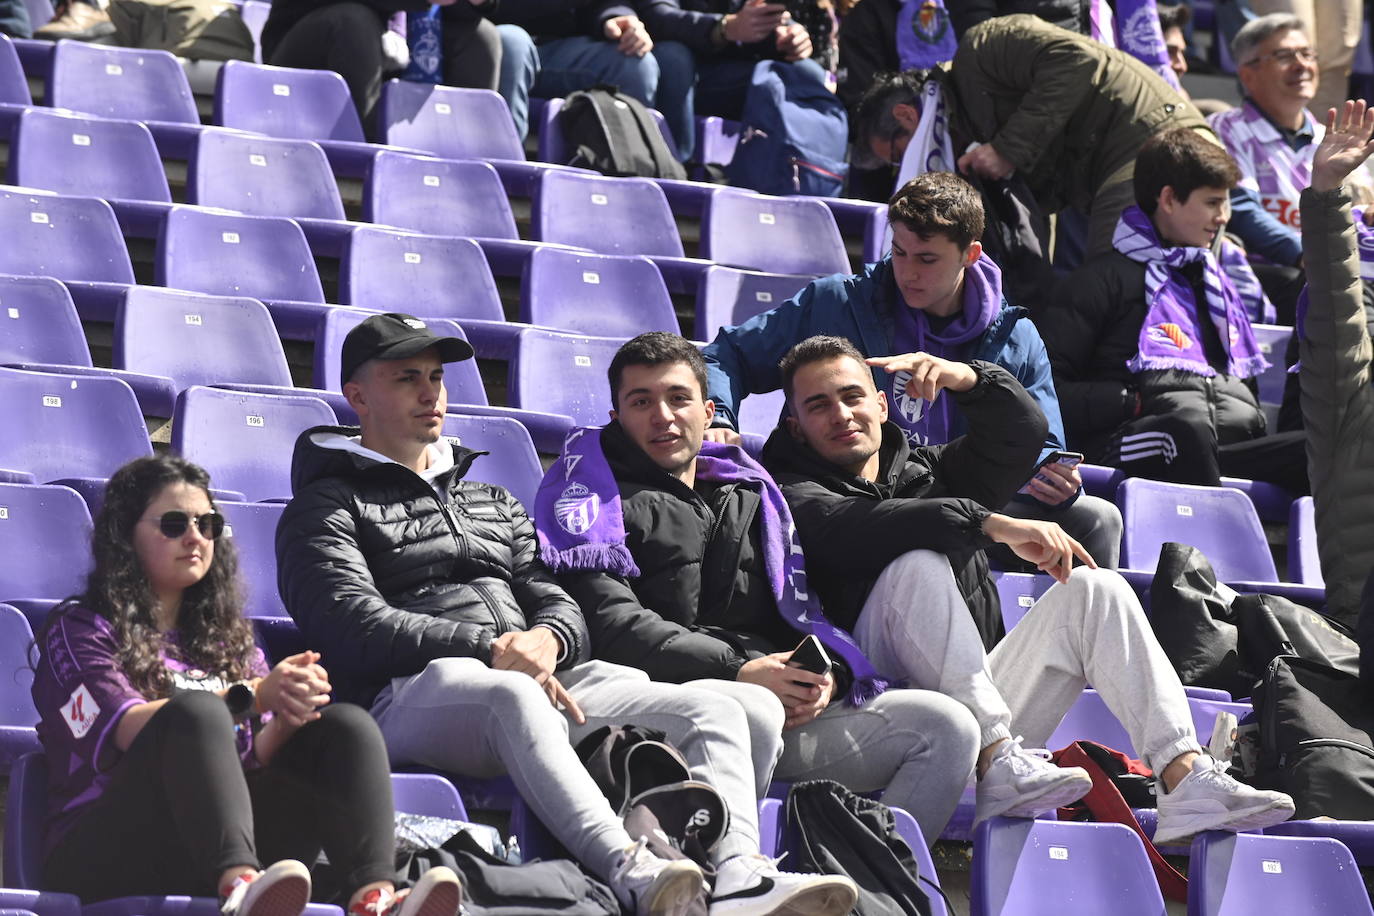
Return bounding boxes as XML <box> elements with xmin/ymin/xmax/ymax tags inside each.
<box><xmin>220</xmin><ymin>860</ymin><xmax>312</xmax><ymax>916</ymax></box>
<box><xmin>347</xmin><ymin>867</ymin><xmax>462</xmax><ymax>916</ymax></box>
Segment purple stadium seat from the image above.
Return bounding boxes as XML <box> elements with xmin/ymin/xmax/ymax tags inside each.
<box><xmin>1250</xmin><ymin>324</ymin><xmax>1293</xmax><ymax>407</ymax></box>
<box><xmin>218</xmin><ymin>500</ymin><xmax>287</xmax><ymax>618</ymax></box>
<box><xmin>0</xmin><ymin>601</ymin><xmax>41</xmax><ymax>773</ymax></box>
<box><xmin>535</xmin><ymin>96</ymin><xmax>676</xmax><ymax>169</ymax></box>
<box><xmin>441</xmin><ymin>414</ymin><xmax>542</xmax><ymax>510</ymax></box>
<box><xmin>701</xmin><ymin>192</ymin><xmax>849</xmax><ymax>277</ymax></box>
<box><xmin>1077</xmin><ymin>462</ymin><xmax>1125</xmax><ymax>501</ymax></box>
<box><xmin>0</xmin><ymin>34</ymin><xmax>29</xmax><ymax>106</ymax></box>
<box><xmin>993</xmin><ymin>572</ymin><xmax>1055</xmax><ymax>631</ymax></box>
<box><xmin>522</xmin><ymin>247</ymin><xmax>678</xmax><ymax>339</ymax></box>
<box><xmin>0</xmin><ymin>187</ymin><xmax>134</xmax><ymax>322</ymax></box>
<box><xmin>1288</xmin><ymin>496</ymin><xmax>1322</xmax><ymax>587</ymax></box>
<box><xmin>114</xmin><ymin>286</ymin><xmax>293</xmax><ymax>392</ymax></box>
<box><xmin>1189</xmin><ymin>831</ymin><xmax>1373</xmax><ymax>916</ymax></box>
<box><xmin>171</xmin><ymin>386</ymin><xmax>336</xmax><ymax>502</ymax></box>
<box><xmin>0</xmin><ymin>889</ymin><xmax>81</xmax><ymax>916</ymax></box>
<box><xmin>693</xmin><ymin>266</ymin><xmax>814</xmax><ymax>341</ymax></box>
<box><xmin>0</xmin><ymin>482</ymin><xmax>93</xmax><ymax>606</ymax></box>
<box><xmin>815</xmin><ymin>196</ymin><xmax>887</xmax><ymax>266</ymax></box>
<box><xmin>379</xmin><ymin>80</ymin><xmax>523</xmax><ymax>163</ymax></box>
<box><xmin>508</xmin><ymin>328</ymin><xmax>626</xmax><ymax>427</ymax></box>
<box><xmin>971</xmin><ymin>816</ymin><xmax>1166</xmax><ymax>916</ymax></box>
<box><xmin>1117</xmin><ymin>478</ymin><xmax>1279</xmax><ymax>582</ymax></box>
<box><xmin>390</xmin><ymin>772</ymin><xmax>469</xmax><ymax>821</ymax></box>
<box><xmin>736</xmin><ymin>387</ymin><xmax>785</xmax><ymax>438</ymax></box>
<box><xmin>0</xmin><ymin>367</ymin><xmax>152</xmax><ymax>505</ymax></box>
<box><xmin>530</xmin><ymin>170</ymin><xmax>711</xmax><ymax>293</ymax></box>
<box><xmin>1045</xmin><ymin>688</ymin><xmax>1251</xmax><ymax>759</ymax></box>
<box><xmin>1265</xmin><ymin>821</ymin><xmax>1374</xmax><ymax>865</ymax></box>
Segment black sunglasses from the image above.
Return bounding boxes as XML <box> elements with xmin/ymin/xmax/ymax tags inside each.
<box><xmin>146</xmin><ymin>510</ymin><xmax>225</xmax><ymax>540</ymax></box>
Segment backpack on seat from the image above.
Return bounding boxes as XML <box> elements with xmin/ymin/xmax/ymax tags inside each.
<box><xmin>725</xmin><ymin>60</ymin><xmax>847</xmax><ymax>197</ymax></box>
<box><xmin>558</xmin><ymin>86</ymin><xmax>687</xmax><ymax>180</ymax></box>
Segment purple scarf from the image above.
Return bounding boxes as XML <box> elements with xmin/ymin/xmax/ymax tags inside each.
<box><xmin>1090</xmin><ymin>0</ymin><xmax>1182</xmax><ymax>91</ymax></box>
<box><xmin>896</xmin><ymin>0</ymin><xmax>956</xmax><ymax>70</ymax></box>
<box><xmin>1217</xmin><ymin>238</ymin><xmax>1278</xmax><ymax>324</ymax></box>
<box><xmin>535</xmin><ymin>427</ymin><xmax>891</xmax><ymax>705</ymax></box>
<box><xmin>1114</xmin><ymin>205</ymin><xmax>1269</xmax><ymax>379</ymax></box>
<box><xmin>885</xmin><ymin>253</ymin><xmax>1001</xmax><ymax>448</ymax></box>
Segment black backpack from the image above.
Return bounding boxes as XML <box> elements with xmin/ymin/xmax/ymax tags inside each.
<box><xmin>558</xmin><ymin>86</ymin><xmax>687</xmax><ymax>180</ymax></box>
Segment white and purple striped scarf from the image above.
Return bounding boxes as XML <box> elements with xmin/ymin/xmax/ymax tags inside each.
<box><xmin>535</xmin><ymin>427</ymin><xmax>892</xmax><ymax>705</ymax></box>
<box><xmin>1114</xmin><ymin>205</ymin><xmax>1269</xmax><ymax>378</ymax></box>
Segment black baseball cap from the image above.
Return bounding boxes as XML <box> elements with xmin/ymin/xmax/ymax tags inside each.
<box><xmin>340</xmin><ymin>313</ymin><xmax>474</xmax><ymax>388</ymax></box>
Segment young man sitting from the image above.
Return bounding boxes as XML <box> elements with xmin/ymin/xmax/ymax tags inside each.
<box><xmin>1039</xmin><ymin>126</ymin><xmax>1308</xmax><ymax>492</ymax></box>
<box><xmin>758</xmin><ymin>334</ymin><xmax>1296</xmax><ymax>844</ymax></box>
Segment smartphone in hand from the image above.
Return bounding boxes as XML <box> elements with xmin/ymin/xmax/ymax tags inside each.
<box><xmin>788</xmin><ymin>634</ymin><xmax>832</xmax><ymax>677</ymax></box>
<box><xmin>1017</xmin><ymin>450</ymin><xmax>1084</xmax><ymax>496</ymax></box>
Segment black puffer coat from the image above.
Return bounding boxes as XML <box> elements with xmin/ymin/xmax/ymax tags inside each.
<box><xmin>277</xmin><ymin>427</ymin><xmax>588</xmax><ymax>708</ymax></box>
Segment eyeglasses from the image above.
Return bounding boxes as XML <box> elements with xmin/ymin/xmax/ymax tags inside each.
<box><xmin>1243</xmin><ymin>47</ymin><xmax>1318</xmax><ymax>67</ymax></box>
<box><xmin>143</xmin><ymin>510</ymin><xmax>225</xmax><ymax>540</ymax></box>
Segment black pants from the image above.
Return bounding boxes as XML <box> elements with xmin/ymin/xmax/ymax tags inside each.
<box><xmin>1104</xmin><ymin>411</ymin><xmax>1310</xmax><ymax>494</ymax></box>
<box><xmin>44</xmin><ymin>691</ymin><xmax>396</xmax><ymax>902</ymax></box>
<box><xmin>266</xmin><ymin>1</ymin><xmax>501</xmax><ymax>134</ymax></box>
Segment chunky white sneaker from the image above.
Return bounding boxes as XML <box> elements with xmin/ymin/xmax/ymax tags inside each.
<box><xmin>608</xmin><ymin>838</ymin><xmax>706</xmax><ymax>916</ymax></box>
<box><xmin>1154</xmin><ymin>755</ymin><xmax>1295</xmax><ymax>845</ymax></box>
<box><xmin>974</xmin><ymin>737</ymin><xmax>1093</xmax><ymax>825</ymax></box>
<box><xmin>708</xmin><ymin>854</ymin><xmax>857</xmax><ymax>916</ymax></box>
<box><xmin>220</xmin><ymin>860</ymin><xmax>312</xmax><ymax>916</ymax></box>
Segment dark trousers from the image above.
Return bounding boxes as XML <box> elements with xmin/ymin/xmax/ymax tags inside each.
<box><xmin>44</xmin><ymin>691</ymin><xmax>395</xmax><ymax>902</ymax></box>
<box><xmin>1105</xmin><ymin>411</ymin><xmax>1310</xmax><ymax>494</ymax></box>
<box><xmin>266</xmin><ymin>1</ymin><xmax>501</xmax><ymax>135</ymax></box>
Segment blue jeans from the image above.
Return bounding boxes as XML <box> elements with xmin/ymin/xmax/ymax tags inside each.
<box><xmin>531</xmin><ymin>35</ymin><xmax>661</xmax><ymax>108</ymax></box>
<box><xmin>497</xmin><ymin>24</ymin><xmax>539</xmax><ymax>141</ymax></box>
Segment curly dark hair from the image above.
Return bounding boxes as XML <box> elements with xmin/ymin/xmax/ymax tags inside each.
<box><xmin>46</xmin><ymin>455</ymin><xmax>258</xmax><ymax>699</ymax></box>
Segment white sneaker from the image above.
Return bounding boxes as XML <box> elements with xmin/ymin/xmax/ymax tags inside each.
<box><xmin>1154</xmin><ymin>755</ymin><xmax>1295</xmax><ymax>846</ymax></box>
<box><xmin>608</xmin><ymin>838</ymin><xmax>706</xmax><ymax>916</ymax></box>
<box><xmin>220</xmin><ymin>860</ymin><xmax>312</xmax><ymax>916</ymax></box>
<box><xmin>708</xmin><ymin>854</ymin><xmax>857</xmax><ymax>916</ymax></box>
<box><xmin>974</xmin><ymin>737</ymin><xmax>1093</xmax><ymax>825</ymax></box>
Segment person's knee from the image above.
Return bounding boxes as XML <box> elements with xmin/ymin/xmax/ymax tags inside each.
<box><xmin>161</xmin><ymin>689</ymin><xmax>236</xmax><ymax>737</ymax></box>
<box><xmin>312</xmin><ymin>2</ymin><xmax>385</xmax><ymax>41</ymax></box>
<box><xmin>726</xmin><ymin>682</ymin><xmax>786</xmax><ymax>752</ymax></box>
<box><xmin>313</xmin><ymin>701</ymin><xmax>387</xmax><ymax>754</ymax></box>
<box><xmin>1059</xmin><ymin>567</ymin><xmax>1142</xmax><ymax>620</ymax></box>
<box><xmin>606</xmin><ymin>53</ymin><xmax>659</xmax><ymax>104</ymax></box>
<box><xmin>651</xmin><ymin>40</ymin><xmax>696</xmax><ymax>81</ymax></box>
<box><xmin>895</xmin><ymin>691</ymin><xmax>980</xmax><ymax>769</ymax></box>
<box><xmin>882</xmin><ymin>549</ymin><xmax>960</xmax><ymax>591</ymax></box>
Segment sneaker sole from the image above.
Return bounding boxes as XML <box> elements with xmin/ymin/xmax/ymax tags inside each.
<box><xmin>240</xmin><ymin>872</ymin><xmax>311</xmax><ymax>916</ymax></box>
<box><xmin>35</xmin><ymin>24</ymin><xmax>114</xmax><ymax>39</ymax></box>
<box><xmin>642</xmin><ymin>862</ymin><xmax>704</xmax><ymax>916</ymax></box>
<box><xmin>400</xmin><ymin>868</ymin><xmax>463</xmax><ymax>916</ymax></box>
<box><xmin>759</xmin><ymin>879</ymin><xmax>859</xmax><ymax>916</ymax></box>
<box><xmin>975</xmin><ymin>772</ymin><xmax>1094</xmax><ymax>823</ymax></box>
<box><xmin>1154</xmin><ymin>798</ymin><xmax>1297</xmax><ymax>846</ymax></box>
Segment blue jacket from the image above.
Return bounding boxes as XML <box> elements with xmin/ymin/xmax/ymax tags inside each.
<box><xmin>702</xmin><ymin>257</ymin><xmax>1069</xmax><ymax>468</ymax></box>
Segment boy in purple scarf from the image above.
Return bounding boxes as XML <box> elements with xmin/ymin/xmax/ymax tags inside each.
<box><xmin>1040</xmin><ymin>127</ymin><xmax>1309</xmax><ymax>491</ymax></box>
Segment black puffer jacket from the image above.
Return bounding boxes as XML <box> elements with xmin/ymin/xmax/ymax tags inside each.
<box><xmin>277</xmin><ymin>427</ymin><xmax>589</xmax><ymax>708</ymax></box>
<box><xmin>1038</xmin><ymin>252</ymin><xmax>1267</xmax><ymax>461</ymax></box>
<box><xmin>760</xmin><ymin>361</ymin><xmax>1047</xmax><ymax>649</ymax></box>
<box><xmin>560</xmin><ymin>422</ymin><xmax>803</xmax><ymax>684</ymax></box>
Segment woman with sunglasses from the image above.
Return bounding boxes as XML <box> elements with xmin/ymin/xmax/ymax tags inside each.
<box><xmin>31</xmin><ymin>455</ymin><xmax>461</xmax><ymax>916</ymax></box>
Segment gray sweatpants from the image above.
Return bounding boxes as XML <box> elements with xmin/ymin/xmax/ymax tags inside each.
<box><xmin>852</xmin><ymin>550</ymin><xmax>1201</xmax><ymax>774</ymax></box>
<box><xmin>371</xmin><ymin>657</ymin><xmax>783</xmax><ymax>879</ymax></box>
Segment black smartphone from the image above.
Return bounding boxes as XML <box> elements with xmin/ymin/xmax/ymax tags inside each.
<box><xmin>788</xmin><ymin>634</ymin><xmax>832</xmax><ymax>676</ymax></box>
<box><xmin>1017</xmin><ymin>450</ymin><xmax>1085</xmax><ymax>495</ymax></box>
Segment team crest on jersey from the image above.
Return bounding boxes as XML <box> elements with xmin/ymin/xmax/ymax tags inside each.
<box><xmin>912</xmin><ymin>0</ymin><xmax>949</xmax><ymax>44</ymax></box>
<box><xmin>61</xmin><ymin>683</ymin><xmax>99</xmax><ymax>739</ymax></box>
<box><xmin>555</xmin><ymin>483</ymin><xmax>600</xmax><ymax>535</ymax></box>
<box><xmin>1148</xmin><ymin>323</ymin><xmax>1193</xmax><ymax>351</ymax></box>
<box><xmin>891</xmin><ymin>370</ymin><xmax>927</xmax><ymax>423</ymax></box>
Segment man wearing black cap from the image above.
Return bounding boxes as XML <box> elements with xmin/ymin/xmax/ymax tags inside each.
<box><xmin>276</xmin><ymin>313</ymin><xmax>856</xmax><ymax>916</ymax></box>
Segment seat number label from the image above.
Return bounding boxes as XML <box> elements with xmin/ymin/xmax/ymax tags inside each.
<box><xmin>404</xmin><ymin>252</ymin><xmax>422</xmax><ymax>264</ymax></box>
<box><xmin>273</xmin><ymin>84</ymin><xmax>290</xmax><ymax>96</ymax></box>
<box><xmin>1049</xmin><ymin>846</ymin><xmax>1068</xmax><ymax>860</ymax></box>
<box><xmin>582</xmin><ymin>272</ymin><xmax>600</xmax><ymax>284</ymax></box>
<box><xmin>758</xmin><ymin>213</ymin><xmax>776</xmax><ymax>225</ymax></box>
<box><xmin>1262</xmin><ymin>860</ymin><xmax>1282</xmax><ymax>874</ymax></box>
<box><xmin>185</xmin><ymin>314</ymin><xmax>203</xmax><ymax>326</ymax></box>
<box><xmin>42</xmin><ymin>395</ymin><xmax>61</xmax><ymax>408</ymax></box>
<box><xmin>1176</xmin><ymin>505</ymin><xmax>1193</xmax><ymax>517</ymax></box>
<box><xmin>575</xmin><ymin>356</ymin><xmax>592</xmax><ymax>367</ymax></box>
<box><xmin>246</xmin><ymin>415</ymin><xmax>265</xmax><ymax>427</ymax></box>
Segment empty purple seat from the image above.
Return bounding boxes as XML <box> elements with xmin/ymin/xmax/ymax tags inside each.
<box><xmin>693</xmin><ymin>266</ymin><xmax>814</xmax><ymax>341</ymax></box>
<box><xmin>701</xmin><ymin>192</ymin><xmax>849</xmax><ymax>277</ymax></box>
<box><xmin>1288</xmin><ymin>496</ymin><xmax>1322</xmax><ymax>587</ymax></box>
<box><xmin>523</xmin><ymin>248</ymin><xmax>678</xmax><ymax>339</ymax></box>
<box><xmin>1117</xmin><ymin>478</ymin><xmax>1278</xmax><ymax>582</ymax></box>
<box><xmin>115</xmin><ymin>286</ymin><xmax>293</xmax><ymax>392</ymax></box>
<box><xmin>390</xmin><ymin>772</ymin><xmax>469</xmax><ymax>821</ymax></box>
<box><xmin>0</xmin><ymin>888</ymin><xmax>82</xmax><ymax>916</ymax></box>
<box><xmin>187</xmin><ymin>129</ymin><xmax>346</xmax><ymax>225</ymax></box>
<box><xmin>1190</xmin><ymin>831</ymin><xmax>1373</xmax><ymax>916</ymax></box>
<box><xmin>1078</xmin><ymin>462</ymin><xmax>1125</xmax><ymax>501</ymax></box>
<box><xmin>736</xmin><ymin>387</ymin><xmax>785</xmax><ymax>439</ymax></box>
<box><xmin>1045</xmin><ymin>688</ymin><xmax>1252</xmax><ymax>761</ymax></box>
<box><xmin>379</xmin><ymin>81</ymin><xmax>523</xmax><ymax>162</ymax></box>
<box><xmin>993</xmin><ymin>572</ymin><xmax>1056</xmax><ymax>632</ymax></box>
<box><xmin>0</xmin><ymin>34</ymin><xmax>29</xmax><ymax>107</ymax></box>
<box><xmin>1250</xmin><ymin>323</ymin><xmax>1293</xmax><ymax>407</ymax></box>
<box><xmin>1218</xmin><ymin>475</ymin><xmax>1295</xmax><ymax>523</ymax></box>
<box><xmin>218</xmin><ymin>501</ymin><xmax>287</xmax><ymax>618</ymax></box>
<box><xmin>441</xmin><ymin>414</ymin><xmax>542</xmax><ymax>510</ymax></box>
<box><xmin>0</xmin><ymin>603</ymin><xmax>41</xmax><ymax>774</ymax></box>
<box><xmin>171</xmin><ymin>386</ymin><xmax>336</xmax><ymax>502</ymax></box>
<box><xmin>0</xmin><ymin>483</ymin><xmax>93</xmax><ymax>605</ymax></box>
<box><xmin>509</xmin><ymin>328</ymin><xmax>627</xmax><ymax>426</ymax></box>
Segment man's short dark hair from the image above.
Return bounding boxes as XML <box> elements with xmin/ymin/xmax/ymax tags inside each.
<box><xmin>852</xmin><ymin>70</ymin><xmax>927</xmax><ymax>169</ymax></box>
<box><xmin>1157</xmin><ymin>3</ymin><xmax>1191</xmax><ymax>33</ymax></box>
<box><xmin>888</xmin><ymin>171</ymin><xmax>985</xmax><ymax>249</ymax></box>
<box><xmin>1133</xmin><ymin>128</ymin><xmax>1241</xmax><ymax>215</ymax></box>
<box><xmin>608</xmin><ymin>332</ymin><xmax>709</xmax><ymax>408</ymax></box>
<box><xmin>779</xmin><ymin>335</ymin><xmax>869</xmax><ymax>406</ymax></box>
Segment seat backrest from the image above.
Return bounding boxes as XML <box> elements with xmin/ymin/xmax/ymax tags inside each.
<box><xmin>11</xmin><ymin>108</ymin><xmax>171</xmax><ymax>205</ymax></box>
<box><xmin>115</xmin><ymin>286</ymin><xmax>293</xmax><ymax>391</ymax></box>
<box><xmin>171</xmin><ymin>386</ymin><xmax>336</xmax><ymax>501</ymax></box>
<box><xmin>531</xmin><ymin>170</ymin><xmax>684</xmax><ymax>257</ymax></box>
<box><xmin>379</xmin><ymin>80</ymin><xmax>524</xmax><ymax>162</ymax></box>
<box><xmin>157</xmin><ymin>206</ymin><xmax>325</xmax><ymax>304</ymax></box>
<box><xmin>509</xmin><ymin>328</ymin><xmax>626</xmax><ymax>426</ymax></box>
<box><xmin>702</xmin><ymin>193</ymin><xmax>849</xmax><ymax>276</ymax></box>
<box><xmin>0</xmin><ymin>367</ymin><xmax>152</xmax><ymax>483</ymax></box>
<box><xmin>736</xmin><ymin>387</ymin><xmax>786</xmax><ymax>438</ymax></box>
<box><xmin>993</xmin><ymin>572</ymin><xmax>1055</xmax><ymax>632</ymax></box>
<box><xmin>4</xmin><ymin>752</ymin><xmax>46</xmax><ymax>888</ymax></box>
<box><xmin>442</xmin><ymin>413</ymin><xmax>542</xmax><ymax>511</ymax></box>
<box><xmin>0</xmin><ymin>188</ymin><xmax>135</xmax><ymax>285</ymax></box>
<box><xmin>523</xmin><ymin>248</ymin><xmax>677</xmax><ymax>338</ymax></box>
<box><xmin>971</xmin><ymin>817</ymin><xmax>1166</xmax><ymax>916</ymax></box>
<box><xmin>1117</xmin><ymin>478</ymin><xmax>1278</xmax><ymax>581</ymax></box>
<box><xmin>313</xmin><ymin>312</ymin><xmax>488</xmax><ymax>406</ymax></box>
<box><xmin>0</xmin><ymin>483</ymin><xmax>94</xmax><ymax>608</ymax></box>
<box><xmin>219</xmin><ymin>500</ymin><xmax>287</xmax><ymax>618</ymax></box>
<box><xmin>1288</xmin><ymin>495</ymin><xmax>1322</xmax><ymax>587</ymax></box>
<box><xmin>340</xmin><ymin>228</ymin><xmax>504</xmax><ymax>323</ymax></box>
<box><xmin>0</xmin><ymin>275</ymin><xmax>92</xmax><ymax>367</ymax></box>
<box><xmin>363</xmin><ymin>152</ymin><xmax>518</xmax><ymax>239</ymax></box>
<box><xmin>1250</xmin><ymin>323</ymin><xmax>1293</xmax><ymax>406</ymax></box>
<box><xmin>188</xmin><ymin>130</ymin><xmax>345</xmax><ymax>220</ymax></box>
<box><xmin>694</xmin><ymin>266</ymin><xmax>814</xmax><ymax>340</ymax></box>
<box><xmin>390</xmin><ymin>772</ymin><xmax>469</xmax><ymax>820</ymax></box>
<box><xmin>214</xmin><ymin>60</ymin><xmax>366</xmax><ymax>142</ymax></box>
<box><xmin>49</xmin><ymin>41</ymin><xmax>198</xmax><ymax>124</ymax></box>
<box><xmin>0</xmin><ymin>603</ymin><xmax>38</xmax><ymax>727</ymax></box>
<box><xmin>0</xmin><ymin>33</ymin><xmax>31</xmax><ymax>106</ymax></box>
<box><xmin>1189</xmin><ymin>831</ymin><xmax>1374</xmax><ymax>916</ymax></box>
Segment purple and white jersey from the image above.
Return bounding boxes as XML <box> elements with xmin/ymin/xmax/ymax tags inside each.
<box><xmin>1209</xmin><ymin>100</ymin><xmax>1319</xmax><ymax>232</ymax></box>
<box><xmin>32</xmin><ymin>606</ymin><xmax>268</xmax><ymax>851</ymax></box>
